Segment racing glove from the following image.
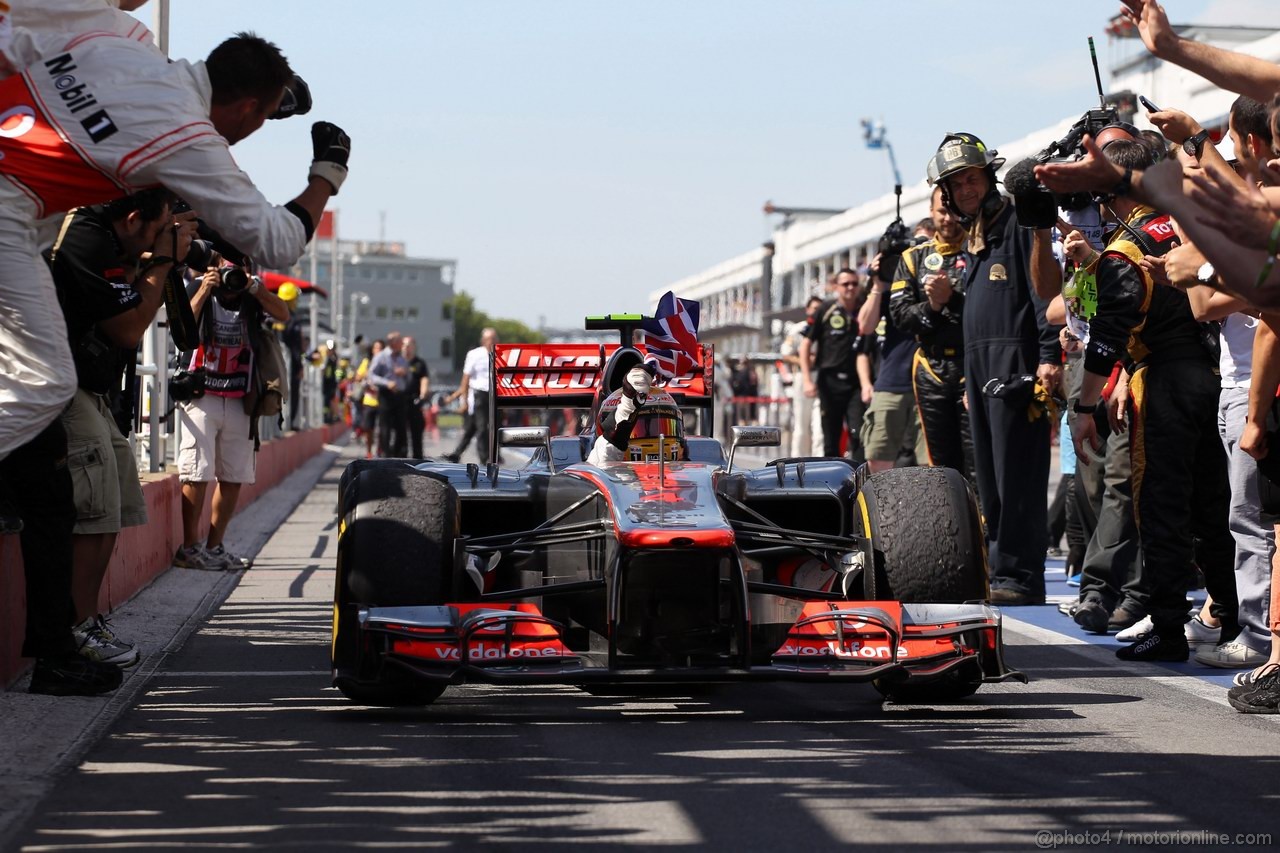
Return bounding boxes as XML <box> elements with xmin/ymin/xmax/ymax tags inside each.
<box><xmin>622</xmin><ymin>366</ymin><xmax>651</xmax><ymax>402</ymax></box>
<box><xmin>309</xmin><ymin>121</ymin><xmax>351</xmax><ymax>195</ymax></box>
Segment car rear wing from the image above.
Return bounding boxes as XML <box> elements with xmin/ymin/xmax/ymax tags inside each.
<box><xmin>491</xmin><ymin>342</ymin><xmax>716</xmax><ymax>410</ymax></box>
<box><xmin>485</xmin><ymin>316</ymin><xmax>716</xmax><ymax>462</ymax></box>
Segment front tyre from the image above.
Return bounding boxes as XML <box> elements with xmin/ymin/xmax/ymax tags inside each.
<box><xmin>333</xmin><ymin>466</ymin><xmax>458</xmax><ymax>706</ymax></box>
<box><xmin>854</xmin><ymin>466</ymin><xmax>987</xmax><ymax>604</ymax></box>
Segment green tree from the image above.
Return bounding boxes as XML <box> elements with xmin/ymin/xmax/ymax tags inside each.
<box><xmin>447</xmin><ymin>290</ymin><xmax>545</xmax><ymax>370</ymax></box>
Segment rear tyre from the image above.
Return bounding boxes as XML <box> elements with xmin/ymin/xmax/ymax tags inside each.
<box><xmin>854</xmin><ymin>466</ymin><xmax>987</xmax><ymax>604</ymax></box>
<box><xmin>336</xmin><ymin>457</ymin><xmax>417</xmax><ymax>519</ymax></box>
<box><xmin>333</xmin><ymin>466</ymin><xmax>458</xmax><ymax>706</ymax></box>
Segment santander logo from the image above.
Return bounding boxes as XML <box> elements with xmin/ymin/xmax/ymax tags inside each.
<box><xmin>0</xmin><ymin>105</ymin><xmax>36</xmax><ymax>139</ymax></box>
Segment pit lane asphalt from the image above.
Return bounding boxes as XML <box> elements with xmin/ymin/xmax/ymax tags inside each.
<box><xmin>3</xmin><ymin>435</ymin><xmax>1279</xmax><ymax>852</ymax></box>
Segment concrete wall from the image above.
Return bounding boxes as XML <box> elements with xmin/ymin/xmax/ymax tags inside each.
<box><xmin>0</xmin><ymin>423</ymin><xmax>346</xmax><ymax>689</ymax></box>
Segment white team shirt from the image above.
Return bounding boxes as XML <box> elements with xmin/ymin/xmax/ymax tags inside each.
<box><xmin>0</xmin><ymin>29</ymin><xmax>307</xmax><ymax>269</ymax></box>
<box><xmin>461</xmin><ymin>345</ymin><xmax>491</xmax><ymax>414</ymax></box>
<box><xmin>1219</xmin><ymin>312</ymin><xmax>1258</xmax><ymax>390</ymax></box>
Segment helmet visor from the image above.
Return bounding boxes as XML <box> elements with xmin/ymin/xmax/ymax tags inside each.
<box><xmin>630</xmin><ymin>414</ymin><xmax>681</xmax><ymax>440</ymax></box>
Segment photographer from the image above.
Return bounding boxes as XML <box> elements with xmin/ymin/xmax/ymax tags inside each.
<box><xmin>0</xmin><ymin>29</ymin><xmax>350</xmax><ymax>463</ymax></box>
<box><xmin>46</xmin><ymin>188</ymin><xmax>197</xmax><ymax>670</ymax></box>
<box><xmin>930</xmin><ymin>132</ymin><xmax>1062</xmax><ymax>606</ymax></box>
<box><xmin>889</xmin><ymin>186</ymin><xmax>974</xmax><ymax>480</ymax></box>
<box><xmin>173</xmin><ymin>261</ymin><xmax>289</xmax><ymax>571</ymax></box>
<box><xmin>1068</xmin><ymin>140</ymin><xmax>1237</xmax><ymax>662</ymax></box>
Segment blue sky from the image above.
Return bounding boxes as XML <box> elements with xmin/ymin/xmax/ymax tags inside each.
<box><xmin>159</xmin><ymin>1</ymin><xmax>1271</xmax><ymax>327</ymax></box>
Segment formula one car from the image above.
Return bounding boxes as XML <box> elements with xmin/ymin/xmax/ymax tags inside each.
<box><xmin>331</xmin><ymin>315</ymin><xmax>1025</xmax><ymax>706</ymax></box>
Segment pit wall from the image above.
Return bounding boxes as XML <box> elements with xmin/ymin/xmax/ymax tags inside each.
<box><xmin>0</xmin><ymin>424</ymin><xmax>347</xmax><ymax>689</ymax></box>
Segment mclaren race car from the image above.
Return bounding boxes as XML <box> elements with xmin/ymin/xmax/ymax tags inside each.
<box><xmin>332</xmin><ymin>315</ymin><xmax>1025</xmax><ymax>706</ymax></box>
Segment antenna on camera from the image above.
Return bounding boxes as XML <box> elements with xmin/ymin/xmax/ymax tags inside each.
<box><xmin>1089</xmin><ymin>36</ymin><xmax>1106</xmax><ymax>110</ymax></box>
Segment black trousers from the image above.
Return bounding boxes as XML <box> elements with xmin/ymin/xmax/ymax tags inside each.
<box><xmin>912</xmin><ymin>350</ymin><xmax>973</xmax><ymax>480</ymax></box>
<box><xmin>450</xmin><ymin>390</ymin><xmax>491</xmax><ymax>464</ymax></box>
<box><xmin>817</xmin><ymin>372</ymin><xmax>866</xmax><ymax>463</ymax></box>
<box><xmin>377</xmin><ymin>392</ymin><xmax>409</xmax><ymax>458</ymax></box>
<box><xmin>0</xmin><ymin>420</ymin><xmax>77</xmax><ymax>658</ymax></box>
<box><xmin>408</xmin><ymin>402</ymin><xmax>426</xmax><ymax>460</ymax></box>
<box><xmin>1128</xmin><ymin>359</ymin><xmax>1237</xmax><ymax>633</ymax></box>
<box><xmin>966</xmin><ymin>344</ymin><xmax>1051</xmax><ymax>598</ymax></box>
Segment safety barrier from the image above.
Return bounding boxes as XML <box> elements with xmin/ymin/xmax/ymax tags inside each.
<box><xmin>0</xmin><ymin>422</ymin><xmax>347</xmax><ymax>690</ymax></box>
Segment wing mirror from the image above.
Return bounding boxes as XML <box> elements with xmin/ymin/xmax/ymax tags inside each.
<box><xmin>727</xmin><ymin>425</ymin><xmax>780</xmax><ymax>473</ymax></box>
<box><xmin>498</xmin><ymin>426</ymin><xmax>551</xmax><ymax>462</ymax></box>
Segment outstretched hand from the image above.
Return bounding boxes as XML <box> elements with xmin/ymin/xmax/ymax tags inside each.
<box><xmin>1120</xmin><ymin>0</ymin><xmax>1176</xmax><ymax>58</ymax></box>
<box><xmin>1187</xmin><ymin>162</ymin><xmax>1277</xmax><ymax>250</ymax></box>
<box><xmin>1035</xmin><ymin>135</ymin><xmax>1122</xmax><ymax>196</ymax></box>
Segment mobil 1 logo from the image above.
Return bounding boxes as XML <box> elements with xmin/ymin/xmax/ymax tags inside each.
<box><xmin>43</xmin><ymin>53</ymin><xmax>118</xmax><ymax>144</ymax></box>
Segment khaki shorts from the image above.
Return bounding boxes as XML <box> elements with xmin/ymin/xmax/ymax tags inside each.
<box><xmin>860</xmin><ymin>390</ymin><xmax>925</xmax><ymax>463</ymax></box>
<box><xmin>60</xmin><ymin>388</ymin><xmax>148</xmax><ymax>534</ymax></box>
<box><xmin>178</xmin><ymin>394</ymin><xmax>257</xmax><ymax>484</ymax></box>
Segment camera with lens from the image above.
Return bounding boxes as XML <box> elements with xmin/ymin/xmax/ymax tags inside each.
<box><xmin>216</xmin><ymin>266</ymin><xmax>251</xmax><ymax>296</ymax></box>
<box><xmin>168</xmin><ymin>365</ymin><xmax>206</xmax><ymax>402</ymax></box>
<box><xmin>876</xmin><ymin>217</ymin><xmax>914</xmax><ymax>284</ymax></box>
<box><xmin>1007</xmin><ymin>106</ymin><xmax>1126</xmax><ymax>228</ymax></box>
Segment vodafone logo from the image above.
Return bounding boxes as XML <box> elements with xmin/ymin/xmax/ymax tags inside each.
<box><xmin>0</xmin><ymin>105</ymin><xmax>36</xmax><ymax>139</ymax></box>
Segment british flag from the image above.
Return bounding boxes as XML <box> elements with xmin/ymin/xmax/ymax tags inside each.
<box><xmin>641</xmin><ymin>291</ymin><xmax>701</xmax><ymax>380</ymax></box>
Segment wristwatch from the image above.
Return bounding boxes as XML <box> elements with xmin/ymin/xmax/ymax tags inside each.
<box><xmin>1183</xmin><ymin>129</ymin><xmax>1211</xmax><ymax>158</ymax></box>
<box><xmin>248</xmin><ymin>279</ymin><xmax>262</xmax><ymax>295</ymax></box>
<box><xmin>1196</xmin><ymin>261</ymin><xmax>1216</xmax><ymax>284</ymax></box>
<box><xmin>1072</xmin><ymin>399</ymin><xmax>1099</xmax><ymax>415</ymax></box>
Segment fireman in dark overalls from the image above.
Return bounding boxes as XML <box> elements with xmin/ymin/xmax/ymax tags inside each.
<box><xmin>1067</xmin><ymin>140</ymin><xmax>1236</xmax><ymax>662</ymax></box>
<box><xmin>890</xmin><ymin>184</ymin><xmax>973</xmax><ymax>481</ymax></box>
<box><xmin>931</xmin><ymin>132</ymin><xmax>1062</xmax><ymax>606</ymax></box>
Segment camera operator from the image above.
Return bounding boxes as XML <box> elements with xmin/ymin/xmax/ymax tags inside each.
<box><xmin>173</xmin><ymin>259</ymin><xmax>290</xmax><ymax>572</ymax></box>
<box><xmin>0</xmin><ymin>29</ymin><xmax>351</xmax><ymax>463</ymax></box>
<box><xmin>799</xmin><ymin>269</ymin><xmax>875</xmax><ymax>463</ymax></box>
<box><xmin>857</xmin><ymin>226</ymin><xmax>931</xmax><ymax>473</ymax></box>
<box><xmin>889</xmin><ymin>186</ymin><xmax>974</xmax><ymax>480</ymax></box>
<box><xmin>930</xmin><ymin>132</ymin><xmax>1062</xmax><ymax>605</ymax></box>
<box><xmin>44</xmin><ymin>188</ymin><xmax>197</xmax><ymax>671</ymax></box>
<box><xmin>1068</xmin><ymin>140</ymin><xmax>1237</xmax><ymax>662</ymax></box>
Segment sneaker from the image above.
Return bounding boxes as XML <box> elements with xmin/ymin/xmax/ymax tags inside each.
<box><xmin>204</xmin><ymin>543</ymin><xmax>251</xmax><ymax>570</ymax></box>
<box><xmin>1116</xmin><ymin>630</ymin><xmax>1189</xmax><ymax>662</ymax></box>
<box><xmin>1073</xmin><ymin>598</ymin><xmax>1110</xmax><ymax>634</ymax></box>
<box><xmin>1107</xmin><ymin>604</ymin><xmax>1145</xmax><ymax>632</ymax></box>
<box><xmin>1234</xmin><ymin>662</ymin><xmax>1280</xmax><ymax>688</ymax></box>
<box><xmin>1184</xmin><ymin>615</ymin><xmax>1222</xmax><ymax>648</ymax></box>
<box><xmin>1047</xmin><ymin>546</ymin><xmax>1065</xmax><ymax>558</ymax></box>
<box><xmin>1227</xmin><ymin>670</ymin><xmax>1280</xmax><ymax>714</ymax></box>
<box><xmin>173</xmin><ymin>544</ymin><xmax>220</xmax><ymax>570</ymax></box>
<box><xmin>1194</xmin><ymin>640</ymin><xmax>1268</xmax><ymax>669</ymax></box>
<box><xmin>1115</xmin><ymin>615</ymin><xmax>1154</xmax><ymax>643</ymax></box>
<box><xmin>73</xmin><ymin>615</ymin><xmax>139</xmax><ymax>668</ymax></box>
<box><xmin>29</xmin><ymin>653</ymin><xmax>122</xmax><ymax>696</ymax></box>
<box><xmin>1056</xmin><ymin>600</ymin><xmax>1080</xmax><ymax>617</ymax></box>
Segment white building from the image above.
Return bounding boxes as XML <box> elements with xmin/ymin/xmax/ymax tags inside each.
<box><xmin>653</xmin><ymin>22</ymin><xmax>1280</xmax><ymax>356</ymax></box>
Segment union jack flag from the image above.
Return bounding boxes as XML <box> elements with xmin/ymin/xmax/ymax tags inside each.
<box><xmin>641</xmin><ymin>291</ymin><xmax>701</xmax><ymax>380</ymax></box>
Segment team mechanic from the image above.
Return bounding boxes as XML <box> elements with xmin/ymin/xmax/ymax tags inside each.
<box><xmin>799</xmin><ymin>269</ymin><xmax>875</xmax><ymax>463</ymax></box>
<box><xmin>889</xmin><ymin>184</ymin><xmax>974</xmax><ymax>481</ymax></box>
<box><xmin>1069</xmin><ymin>140</ymin><xmax>1238</xmax><ymax>662</ymax></box>
<box><xmin>0</xmin><ymin>27</ymin><xmax>350</xmax><ymax>461</ymax></box>
<box><xmin>930</xmin><ymin>132</ymin><xmax>1062</xmax><ymax>605</ymax></box>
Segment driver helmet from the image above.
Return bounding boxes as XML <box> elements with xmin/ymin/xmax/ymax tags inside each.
<box><xmin>597</xmin><ymin>388</ymin><xmax>687</xmax><ymax>461</ymax></box>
